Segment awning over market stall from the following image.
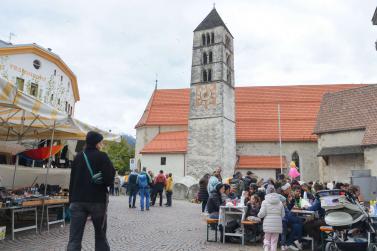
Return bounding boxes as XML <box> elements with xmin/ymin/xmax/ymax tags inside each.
<box><xmin>0</xmin><ymin>77</ymin><xmax>120</xmax><ymax>141</ymax></box>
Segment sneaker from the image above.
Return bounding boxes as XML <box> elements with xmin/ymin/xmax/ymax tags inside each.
<box><xmin>141</xmin><ymin>209</ymin><xmax>144</xmax><ymax>211</ymax></box>
<box><xmin>146</xmin><ymin>208</ymin><xmax>150</xmax><ymax>211</ymax></box>
<box><xmin>281</xmin><ymin>245</ymin><xmax>288</xmax><ymax>251</ymax></box>
<box><xmin>288</xmin><ymin>245</ymin><xmax>299</xmax><ymax>251</ymax></box>
<box><xmin>294</xmin><ymin>240</ymin><xmax>303</xmax><ymax>250</ymax></box>
<box><xmin>129</xmin><ymin>204</ymin><xmax>131</xmax><ymax>208</ymax></box>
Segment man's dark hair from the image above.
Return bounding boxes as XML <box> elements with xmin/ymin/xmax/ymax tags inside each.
<box><xmin>160</xmin><ymin>170</ymin><xmax>163</xmax><ymax>174</ymax></box>
<box><xmin>246</xmin><ymin>171</ymin><xmax>253</xmax><ymax>175</ymax></box>
<box><xmin>142</xmin><ymin>167</ymin><xmax>147</xmax><ymax>172</ymax></box>
<box><xmin>169</xmin><ymin>173</ymin><xmax>172</xmax><ymax>177</ymax></box>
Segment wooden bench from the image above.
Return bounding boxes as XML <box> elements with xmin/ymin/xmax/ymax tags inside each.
<box><xmin>320</xmin><ymin>226</ymin><xmax>334</xmax><ymax>251</ymax></box>
<box><xmin>241</xmin><ymin>220</ymin><xmax>261</xmax><ymax>245</ymax></box>
<box><xmin>206</xmin><ymin>218</ymin><xmax>219</xmax><ymax>242</ymax></box>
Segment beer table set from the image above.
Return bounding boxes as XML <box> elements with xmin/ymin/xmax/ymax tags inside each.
<box><xmin>0</xmin><ymin>197</ymin><xmax>68</xmax><ymax>240</ymax></box>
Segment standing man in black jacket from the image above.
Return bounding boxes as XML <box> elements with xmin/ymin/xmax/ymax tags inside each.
<box><xmin>67</xmin><ymin>131</ymin><xmax>115</xmax><ymax>251</ymax></box>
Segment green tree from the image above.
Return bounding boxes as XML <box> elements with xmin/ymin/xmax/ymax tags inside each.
<box><xmin>103</xmin><ymin>138</ymin><xmax>134</xmax><ymax>175</ymax></box>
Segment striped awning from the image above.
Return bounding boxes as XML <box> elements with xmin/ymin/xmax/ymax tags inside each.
<box><xmin>0</xmin><ymin>77</ymin><xmax>119</xmax><ymax>141</ymax></box>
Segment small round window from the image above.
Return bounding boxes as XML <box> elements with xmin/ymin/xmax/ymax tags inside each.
<box><xmin>33</xmin><ymin>60</ymin><xmax>41</xmax><ymax>69</ymax></box>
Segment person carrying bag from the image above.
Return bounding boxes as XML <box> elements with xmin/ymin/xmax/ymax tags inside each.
<box><xmin>67</xmin><ymin>131</ymin><xmax>115</xmax><ymax>251</ymax></box>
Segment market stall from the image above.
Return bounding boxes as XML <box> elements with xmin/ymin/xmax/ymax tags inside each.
<box><xmin>0</xmin><ymin>76</ymin><xmax>118</xmax><ymax>238</ymax></box>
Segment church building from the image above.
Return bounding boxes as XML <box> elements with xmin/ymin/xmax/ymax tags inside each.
<box><xmin>135</xmin><ymin>8</ymin><xmax>363</xmax><ymax>181</ymax></box>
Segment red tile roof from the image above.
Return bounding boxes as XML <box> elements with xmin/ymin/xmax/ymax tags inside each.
<box><xmin>135</xmin><ymin>89</ymin><xmax>190</xmax><ymax>128</ymax></box>
<box><xmin>136</xmin><ymin>84</ymin><xmax>365</xmax><ymax>142</ymax></box>
<box><xmin>314</xmin><ymin>85</ymin><xmax>377</xmax><ymax>146</ymax></box>
<box><xmin>237</xmin><ymin>156</ymin><xmax>287</xmax><ymax>169</ymax></box>
<box><xmin>140</xmin><ymin>131</ymin><xmax>188</xmax><ymax>154</ymax></box>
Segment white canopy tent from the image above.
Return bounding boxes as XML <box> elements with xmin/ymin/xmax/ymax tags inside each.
<box><xmin>0</xmin><ymin>76</ymin><xmax>120</xmax><ymax>231</ymax></box>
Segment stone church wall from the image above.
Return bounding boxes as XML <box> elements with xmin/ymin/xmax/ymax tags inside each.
<box><xmin>236</xmin><ymin>142</ymin><xmax>319</xmax><ymax>181</ymax></box>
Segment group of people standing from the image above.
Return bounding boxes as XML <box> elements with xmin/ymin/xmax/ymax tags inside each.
<box><xmin>197</xmin><ymin>166</ymin><xmax>362</xmax><ymax>251</ymax></box>
<box><xmin>127</xmin><ymin>168</ymin><xmax>174</xmax><ymax>211</ymax></box>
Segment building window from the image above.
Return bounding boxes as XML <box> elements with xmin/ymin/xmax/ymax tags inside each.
<box><xmin>292</xmin><ymin>152</ymin><xmax>300</xmax><ymax>171</ymax></box>
<box><xmin>161</xmin><ymin>157</ymin><xmax>166</xmax><ymax>166</ymax></box>
<box><xmin>50</xmin><ymin>94</ymin><xmax>54</xmax><ymax>102</ymax></box>
<box><xmin>202</xmin><ymin>34</ymin><xmax>206</xmax><ymax>45</ymax></box>
<box><xmin>227</xmin><ymin>70</ymin><xmax>231</xmax><ymax>83</ymax></box>
<box><xmin>30</xmin><ymin>83</ymin><xmax>38</xmax><ymax>97</ymax></box>
<box><xmin>226</xmin><ymin>54</ymin><xmax>231</xmax><ymax>66</ymax></box>
<box><xmin>203</xmin><ymin>52</ymin><xmax>207</xmax><ymax>65</ymax></box>
<box><xmin>206</xmin><ymin>33</ymin><xmax>210</xmax><ymax>45</ymax></box>
<box><xmin>61</xmin><ymin>76</ymin><xmax>63</xmax><ymax>82</ymax></box>
<box><xmin>33</xmin><ymin>60</ymin><xmax>41</xmax><ymax>70</ymax></box>
<box><xmin>54</xmin><ymin>69</ymin><xmax>57</xmax><ymax>76</ymax></box>
<box><xmin>208</xmin><ymin>69</ymin><xmax>212</xmax><ymax>81</ymax></box>
<box><xmin>211</xmin><ymin>32</ymin><xmax>215</xmax><ymax>44</ymax></box>
<box><xmin>16</xmin><ymin>77</ymin><xmax>24</xmax><ymax>91</ymax></box>
<box><xmin>209</xmin><ymin>51</ymin><xmax>213</xmax><ymax>63</ymax></box>
<box><xmin>202</xmin><ymin>70</ymin><xmax>208</xmax><ymax>82</ymax></box>
<box><xmin>65</xmin><ymin>101</ymin><xmax>68</xmax><ymax>112</ymax></box>
<box><xmin>58</xmin><ymin>98</ymin><xmax>61</xmax><ymax>105</ymax></box>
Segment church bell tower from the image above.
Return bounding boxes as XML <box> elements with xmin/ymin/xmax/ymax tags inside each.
<box><xmin>186</xmin><ymin>8</ymin><xmax>236</xmax><ymax>179</ymax></box>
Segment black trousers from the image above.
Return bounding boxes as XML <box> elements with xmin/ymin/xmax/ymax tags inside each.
<box><xmin>201</xmin><ymin>200</ymin><xmax>208</xmax><ymax>213</ymax></box>
<box><xmin>67</xmin><ymin>202</ymin><xmax>110</xmax><ymax>251</ymax></box>
<box><xmin>152</xmin><ymin>190</ymin><xmax>163</xmax><ymax>206</ymax></box>
<box><xmin>166</xmin><ymin>191</ymin><xmax>173</xmax><ymax>206</ymax></box>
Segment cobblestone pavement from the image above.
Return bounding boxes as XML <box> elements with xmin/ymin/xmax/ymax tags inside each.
<box><xmin>0</xmin><ymin>196</ymin><xmax>262</xmax><ymax>251</ymax></box>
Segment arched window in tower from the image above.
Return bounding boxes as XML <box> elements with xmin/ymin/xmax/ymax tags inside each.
<box><xmin>206</xmin><ymin>33</ymin><xmax>210</xmax><ymax>45</ymax></box>
<box><xmin>203</xmin><ymin>52</ymin><xmax>207</xmax><ymax>65</ymax></box>
<box><xmin>225</xmin><ymin>35</ymin><xmax>231</xmax><ymax>49</ymax></box>
<box><xmin>202</xmin><ymin>70</ymin><xmax>207</xmax><ymax>82</ymax></box>
<box><xmin>226</xmin><ymin>54</ymin><xmax>231</xmax><ymax>66</ymax></box>
<box><xmin>202</xmin><ymin>34</ymin><xmax>206</xmax><ymax>46</ymax></box>
<box><xmin>227</xmin><ymin>69</ymin><xmax>231</xmax><ymax>83</ymax></box>
<box><xmin>211</xmin><ymin>32</ymin><xmax>215</xmax><ymax>44</ymax></box>
<box><xmin>208</xmin><ymin>69</ymin><xmax>212</xmax><ymax>81</ymax></box>
<box><xmin>209</xmin><ymin>51</ymin><xmax>213</xmax><ymax>63</ymax></box>
<box><xmin>292</xmin><ymin>152</ymin><xmax>300</xmax><ymax>171</ymax></box>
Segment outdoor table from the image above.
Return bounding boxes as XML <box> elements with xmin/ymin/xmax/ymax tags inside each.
<box><xmin>219</xmin><ymin>205</ymin><xmax>247</xmax><ymax>244</ymax></box>
<box><xmin>0</xmin><ymin>205</ymin><xmax>38</xmax><ymax>240</ymax></box>
<box><xmin>0</xmin><ymin>197</ymin><xmax>68</xmax><ymax>239</ymax></box>
<box><xmin>44</xmin><ymin>198</ymin><xmax>68</xmax><ymax>231</ymax></box>
<box><xmin>291</xmin><ymin>209</ymin><xmax>316</xmax><ymax>221</ymax></box>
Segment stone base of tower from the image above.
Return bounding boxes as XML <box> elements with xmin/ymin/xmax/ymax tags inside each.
<box><xmin>185</xmin><ymin>117</ymin><xmax>236</xmax><ymax>179</ymax></box>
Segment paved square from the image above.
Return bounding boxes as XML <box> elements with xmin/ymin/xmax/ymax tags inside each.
<box><xmin>0</xmin><ymin>196</ymin><xmax>261</xmax><ymax>250</ymax></box>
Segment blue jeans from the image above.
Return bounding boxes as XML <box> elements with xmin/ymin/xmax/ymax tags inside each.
<box><xmin>288</xmin><ymin>222</ymin><xmax>303</xmax><ymax>245</ymax></box>
<box><xmin>67</xmin><ymin>202</ymin><xmax>110</xmax><ymax>251</ymax></box>
<box><xmin>139</xmin><ymin>188</ymin><xmax>150</xmax><ymax>210</ymax></box>
<box><xmin>128</xmin><ymin>188</ymin><xmax>137</xmax><ymax>207</ymax></box>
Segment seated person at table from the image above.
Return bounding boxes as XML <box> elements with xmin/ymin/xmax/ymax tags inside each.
<box><xmin>292</xmin><ymin>187</ymin><xmax>302</xmax><ymax>208</ymax></box>
<box><xmin>348</xmin><ymin>185</ymin><xmax>363</xmax><ymax>202</ymax></box>
<box><xmin>246</xmin><ymin>194</ymin><xmax>261</xmax><ymax>218</ymax></box>
<box><xmin>207</xmin><ymin>183</ymin><xmax>225</xmax><ymax>219</ymax></box>
<box><xmin>221</xmin><ymin>184</ymin><xmax>237</xmax><ymax>202</ymax></box>
<box><xmin>301</xmin><ymin>183</ymin><xmax>315</xmax><ymax>202</ymax></box>
<box><xmin>302</xmin><ymin>183</ymin><xmax>326</xmax><ymax>245</ymax></box>
<box><xmin>250</xmin><ymin>183</ymin><xmax>265</xmax><ymax>201</ymax></box>
<box><xmin>281</xmin><ymin>196</ymin><xmax>303</xmax><ymax>251</ymax></box>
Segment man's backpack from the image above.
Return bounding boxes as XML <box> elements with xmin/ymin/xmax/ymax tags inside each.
<box><xmin>138</xmin><ymin>174</ymin><xmax>149</xmax><ymax>188</ymax></box>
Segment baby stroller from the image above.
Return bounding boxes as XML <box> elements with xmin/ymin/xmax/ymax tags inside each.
<box><xmin>318</xmin><ymin>189</ymin><xmax>377</xmax><ymax>251</ymax></box>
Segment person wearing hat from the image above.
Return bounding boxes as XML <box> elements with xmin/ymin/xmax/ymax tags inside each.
<box><xmin>207</xmin><ymin>183</ymin><xmax>225</xmax><ymax>219</ymax></box>
<box><xmin>67</xmin><ymin>131</ymin><xmax>115</xmax><ymax>251</ymax></box>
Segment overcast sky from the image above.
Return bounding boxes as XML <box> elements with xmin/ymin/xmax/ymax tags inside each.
<box><xmin>1</xmin><ymin>0</ymin><xmax>377</xmax><ymax>136</ymax></box>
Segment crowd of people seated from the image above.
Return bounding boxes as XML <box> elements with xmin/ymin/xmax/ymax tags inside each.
<box><xmin>197</xmin><ymin>165</ymin><xmax>363</xmax><ymax>251</ymax></box>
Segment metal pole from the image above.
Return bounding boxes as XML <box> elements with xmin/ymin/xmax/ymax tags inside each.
<box><xmin>12</xmin><ymin>110</ymin><xmax>25</xmax><ymax>190</ymax></box>
<box><xmin>40</xmin><ymin>120</ymin><xmax>56</xmax><ymax>232</ymax></box>
<box><xmin>278</xmin><ymin>104</ymin><xmax>283</xmax><ymax>174</ymax></box>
